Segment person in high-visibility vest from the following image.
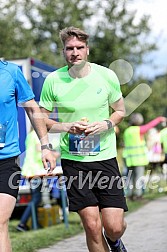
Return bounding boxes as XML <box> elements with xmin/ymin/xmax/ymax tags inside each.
<box><xmin>16</xmin><ymin>129</ymin><xmax>45</xmax><ymax>232</ymax></box>
<box><xmin>123</xmin><ymin>113</ymin><xmax>166</xmax><ymax>200</ymax></box>
<box><xmin>16</xmin><ymin>129</ymin><xmax>59</xmax><ymax>232</ymax></box>
<box><xmin>160</xmin><ymin>123</ymin><xmax>167</xmax><ymax>164</ymax></box>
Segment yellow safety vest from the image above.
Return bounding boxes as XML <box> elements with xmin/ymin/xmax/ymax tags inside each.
<box><xmin>123</xmin><ymin>126</ymin><xmax>149</xmax><ymax>167</ymax></box>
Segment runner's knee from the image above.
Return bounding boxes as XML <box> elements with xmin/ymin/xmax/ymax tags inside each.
<box><xmin>105</xmin><ymin>221</ymin><xmax>127</xmax><ymax>240</ymax></box>
<box><xmin>83</xmin><ymin>218</ymin><xmax>102</xmax><ymax>236</ymax></box>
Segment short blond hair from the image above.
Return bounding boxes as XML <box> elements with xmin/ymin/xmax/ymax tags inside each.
<box><xmin>59</xmin><ymin>26</ymin><xmax>89</xmax><ymax>46</ymax></box>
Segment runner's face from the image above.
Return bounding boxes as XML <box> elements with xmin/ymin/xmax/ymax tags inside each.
<box><xmin>63</xmin><ymin>36</ymin><xmax>89</xmax><ymax>68</ymax></box>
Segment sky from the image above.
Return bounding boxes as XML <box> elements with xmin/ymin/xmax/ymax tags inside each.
<box><xmin>128</xmin><ymin>0</ymin><xmax>167</xmax><ymax>79</ymax></box>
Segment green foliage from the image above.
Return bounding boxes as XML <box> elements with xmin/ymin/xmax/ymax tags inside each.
<box><xmin>89</xmin><ymin>0</ymin><xmax>156</xmax><ymax>70</ymax></box>
<box><xmin>128</xmin><ymin>75</ymin><xmax>167</xmax><ymax>122</ymax></box>
<box><xmin>146</xmin><ymin>75</ymin><xmax>167</xmax><ymax>118</ymax></box>
<box><xmin>0</xmin><ymin>6</ymin><xmax>33</xmax><ymax>59</ymax></box>
<box><xmin>1</xmin><ymin>0</ymin><xmax>156</xmax><ymax>69</ymax></box>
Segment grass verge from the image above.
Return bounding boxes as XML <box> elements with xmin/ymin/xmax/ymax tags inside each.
<box><xmin>10</xmin><ymin>212</ymin><xmax>83</xmax><ymax>252</ymax></box>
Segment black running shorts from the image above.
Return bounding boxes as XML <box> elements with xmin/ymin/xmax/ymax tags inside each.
<box><xmin>62</xmin><ymin>158</ymin><xmax>128</xmax><ymax>212</ymax></box>
<box><xmin>0</xmin><ymin>156</ymin><xmax>21</xmax><ymax>198</ymax></box>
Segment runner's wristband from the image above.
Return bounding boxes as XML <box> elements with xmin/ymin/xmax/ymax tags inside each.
<box><xmin>41</xmin><ymin>144</ymin><xmax>53</xmax><ymax>151</ymax></box>
<box><xmin>104</xmin><ymin>120</ymin><xmax>113</xmax><ymax>129</ymax></box>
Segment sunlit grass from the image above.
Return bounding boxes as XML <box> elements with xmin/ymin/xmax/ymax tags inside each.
<box><xmin>10</xmin><ymin>212</ymin><xmax>83</xmax><ymax>252</ymax></box>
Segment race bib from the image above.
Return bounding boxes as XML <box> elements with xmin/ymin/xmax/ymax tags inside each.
<box><xmin>69</xmin><ymin>134</ymin><xmax>100</xmax><ymax>155</ymax></box>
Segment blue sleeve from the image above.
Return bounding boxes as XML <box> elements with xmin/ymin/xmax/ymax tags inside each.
<box><xmin>15</xmin><ymin>66</ymin><xmax>35</xmax><ymax>103</ymax></box>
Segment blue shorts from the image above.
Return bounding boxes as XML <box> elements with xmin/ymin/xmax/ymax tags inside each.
<box><xmin>62</xmin><ymin>158</ymin><xmax>128</xmax><ymax>212</ymax></box>
<box><xmin>0</xmin><ymin>156</ymin><xmax>21</xmax><ymax>198</ymax></box>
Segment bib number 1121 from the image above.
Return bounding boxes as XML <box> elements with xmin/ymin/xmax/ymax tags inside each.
<box><xmin>69</xmin><ymin>134</ymin><xmax>100</xmax><ymax>156</ymax></box>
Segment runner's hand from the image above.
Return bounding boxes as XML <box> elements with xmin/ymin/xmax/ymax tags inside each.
<box><xmin>85</xmin><ymin>121</ymin><xmax>108</xmax><ymax>135</ymax></box>
<box><xmin>42</xmin><ymin>149</ymin><xmax>58</xmax><ymax>172</ymax></box>
<box><xmin>68</xmin><ymin>121</ymin><xmax>88</xmax><ymax>134</ymax></box>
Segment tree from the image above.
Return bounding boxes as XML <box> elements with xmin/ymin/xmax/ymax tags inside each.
<box><xmin>88</xmin><ymin>0</ymin><xmax>156</xmax><ymax>73</ymax></box>
<box><xmin>143</xmin><ymin>75</ymin><xmax>167</xmax><ymax>119</ymax></box>
<box><xmin>0</xmin><ymin>1</ymin><xmax>33</xmax><ymax>59</ymax></box>
<box><xmin>1</xmin><ymin>0</ymin><xmax>156</xmax><ymax>71</ymax></box>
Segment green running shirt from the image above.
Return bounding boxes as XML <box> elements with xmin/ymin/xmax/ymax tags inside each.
<box><xmin>40</xmin><ymin>63</ymin><xmax>122</xmax><ymax>162</ymax></box>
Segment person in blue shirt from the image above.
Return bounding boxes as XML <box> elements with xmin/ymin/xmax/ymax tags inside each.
<box><xmin>0</xmin><ymin>60</ymin><xmax>56</xmax><ymax>252</ymax></box>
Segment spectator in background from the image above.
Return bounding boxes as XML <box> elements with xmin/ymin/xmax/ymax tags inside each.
<box><xmin>147</xmin><ymin>128</ymin><xmax>162</xmax><ymax>166</ymax></box>
<box><xmin>16</xmin><ymin>129</ymin><xmax>44</xmax><ymax>231</ymax></box>
<box><xmin>123</xmin><ymin>113</ymin><xmax>166</xmax><ymax>200</ymax></box>
<box><xmin>160</xmin><ymin>122</ymin><xmax>167</xmax><ymax>164</ymax></box>
<box><xmin>16</xmin><ymin>129</ymin><xmax>59</xmax><ymax>231</ymax></box>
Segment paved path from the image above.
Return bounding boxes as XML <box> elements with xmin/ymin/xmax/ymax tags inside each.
<box><xmin>37</xmin><ymin>196</ymin><xmax>167</xmax><ymax>252</ymax></box>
